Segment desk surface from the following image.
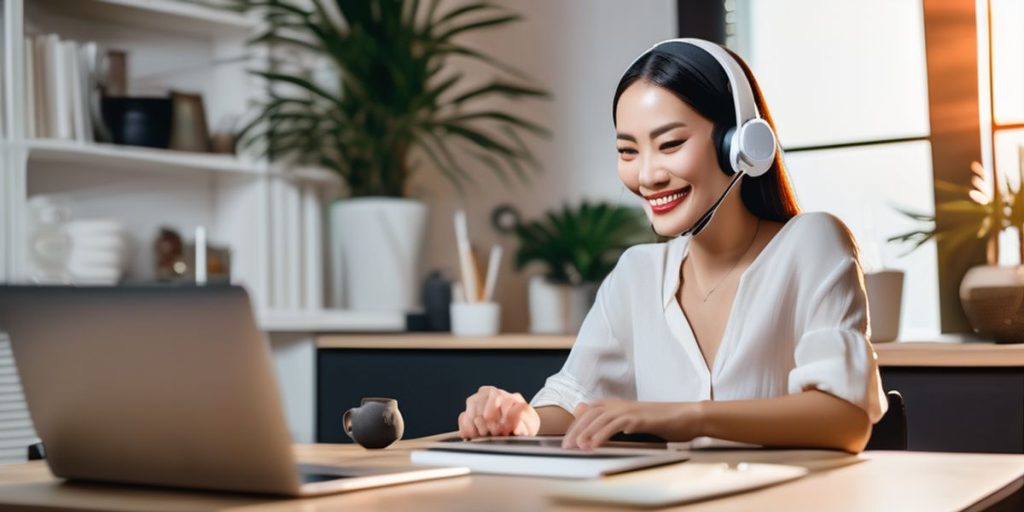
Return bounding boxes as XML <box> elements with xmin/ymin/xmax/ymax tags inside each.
<box><xmin>0</xmin><ymin>437</ymin><xmax>1022</xmax><ymax>511</ymax></box>
<box><xmin>317</xmin><ymin>334</ymin><xmax>1024</xmax><ymax>367</ymax></box>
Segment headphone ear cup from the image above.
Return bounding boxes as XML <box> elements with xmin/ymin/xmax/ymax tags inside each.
<box><xmin>714</xmin><ymin>125</ymin><xmax>736</xmax><ymax>176</ymax></box>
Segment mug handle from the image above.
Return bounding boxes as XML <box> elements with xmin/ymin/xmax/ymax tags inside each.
<box><xmin>343</xmin><ymin>409</ymin><xmax>355</xmax><ymax>440</ymax></box>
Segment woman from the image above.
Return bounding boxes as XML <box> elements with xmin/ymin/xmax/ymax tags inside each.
<box><xmin>458</xmin><ymin>38</ymin><xmax>887</xmax><ymax>453</ymax></box>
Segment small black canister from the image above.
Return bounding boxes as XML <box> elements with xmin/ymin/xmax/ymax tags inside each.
<box><xmin>423</xmin><ymin>270</ymin><xmax>452</xmax><ymax>331</ymax></box>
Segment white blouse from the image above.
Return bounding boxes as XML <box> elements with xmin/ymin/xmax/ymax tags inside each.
<box><xmin>530</xmin><ymin>211</ymin><xmax>888</xmax><ymax>423</ymax></box>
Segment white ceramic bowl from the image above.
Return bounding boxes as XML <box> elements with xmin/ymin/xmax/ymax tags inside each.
<box><xmin>68</xmin><ymin>250</ymin><xmax>123</xmax><ymax>267</ymax></box>
<box><xmin>65</xmin><ymin>219</ymin><xmax>125</xmax><ymax>237</ymax></box>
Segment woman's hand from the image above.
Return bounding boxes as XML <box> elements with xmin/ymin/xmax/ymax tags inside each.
<box><xmin>561</xmin><ymin>400</ymin><xmax>702</xmax><ymax>450</ymax></box>
<box><xmin>458</xmin><ymin>386</ymin><xmax>541</xmax><ymax>439</ymax></box>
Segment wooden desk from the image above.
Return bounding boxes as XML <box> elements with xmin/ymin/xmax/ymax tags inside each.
<box><xmin>0</xmin><ymin>438</ymin><xmax>1021</xmax><ymax>511</ymax></box>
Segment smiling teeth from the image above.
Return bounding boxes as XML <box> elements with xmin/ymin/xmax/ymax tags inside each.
<box><xmin>649</xmin><ymin>189</ymin><xmax>688</xmax><ymax>206</ymax></box>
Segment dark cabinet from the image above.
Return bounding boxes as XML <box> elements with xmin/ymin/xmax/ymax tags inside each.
<box><xmin>317</xmin><ymin>349</ymin><xmax>567</xmax><ymax>443</ymax></box>
<box><xmin>880</xmin><ymin>367</ymin><xmax>1024</xmax><ymax>453</ymax></box>
<box><xmin>316</xmin><ymin>347</ymin><xmax>1024</xmax><ymax>453</ymax></box>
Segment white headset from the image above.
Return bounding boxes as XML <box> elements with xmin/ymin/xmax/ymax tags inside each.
<box><xmin>628</xmin><ymin>38</ymin><xmax>777</xmax><ymax>178</ymax></box>
<box><xmin>624</xmin><ymin>38</ymin><xmax>778</xmax><ymax>236</ymax></box>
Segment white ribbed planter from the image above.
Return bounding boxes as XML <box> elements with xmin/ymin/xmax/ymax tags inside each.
<box><xmin>528</xmin><ymin>276</ymin><xmax>599</xmax><ymax>334</ymax></box>
<box><xmin>329</xmin><ymin>198</ymin><xmax>428</xmax><ymax>312</ymax></box>
<box><xmin>864</xmin><ymin>270</ymin><xmax>904</xmax><ymax>343</ymax></box>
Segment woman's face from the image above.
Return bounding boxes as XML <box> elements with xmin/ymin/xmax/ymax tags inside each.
<box><xmin>615</xmin><ymin>80</ymin><xmax>731</xmax><ymax>237</ymax></box>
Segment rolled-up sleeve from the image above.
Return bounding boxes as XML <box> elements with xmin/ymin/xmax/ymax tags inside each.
<box><xmin>787</xmin><ymin>216</ymin><xmax>888</xmax><ymax>423</ymax></box>
<box><xmin>530</xmin><ymin>257</ymin><xmax>635</xmax><ymax>414</ymax></box>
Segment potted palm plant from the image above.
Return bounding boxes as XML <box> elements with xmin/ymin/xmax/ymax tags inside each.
<box><xmin>239</xmin><ymin>0</ymin><xmax>549</xmax><ymax>312</ymax></box>
<box><xmin>504</xmin><ymin>201</ymin><xmax>655</xmax><ymax>334</ymax></box>
<box><xmin>890</xmin><ymin>161</ymin><xmax>1024</xmax><ymax>342</ymax></box>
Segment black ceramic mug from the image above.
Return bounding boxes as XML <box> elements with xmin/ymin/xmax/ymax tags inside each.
<box><xmin>343</xmin><ymin>397</ymin><xmax>405</xmax><ymax>449</ymax></box>
<box><xmin>101</xmin><ymin>96</ymin><xmax>173</xmax><ymax>148</ymax></box>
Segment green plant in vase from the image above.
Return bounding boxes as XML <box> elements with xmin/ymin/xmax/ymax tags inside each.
<box><xmin>237</xmin><ymin>0</ymin><xmax>549</xmax><ymax>312</ymax></box>
<box><xmin>889</xmin><ymin>161</ymin><xmax>1024</xmax><ymax>342</ymax></box>
<box><xmin>509</xmin><ymin>201</ymin><xmax>655</xmax><ymax>333</ymax></box>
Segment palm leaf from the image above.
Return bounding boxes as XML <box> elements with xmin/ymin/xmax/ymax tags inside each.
<box><xmin>240</xmin><ymin>0</ymin><xmax>549</xmax><ymax>197</ymax></box>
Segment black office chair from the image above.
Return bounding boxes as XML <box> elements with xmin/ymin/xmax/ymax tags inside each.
<box><xmin>26</xmin><ymin>440</ymin><xmax>45</xmax><ymax>461</ymax></box>
<box><xmin>865</xmin><ymin>390</ymin><xmax>907</xmax><ymax>450</ymax></box>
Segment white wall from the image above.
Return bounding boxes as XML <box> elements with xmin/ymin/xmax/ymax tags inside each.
<box><xmin>407</xmin><ymin>0</ymin><xmax>677</xmax><ymax>332</ymax></box>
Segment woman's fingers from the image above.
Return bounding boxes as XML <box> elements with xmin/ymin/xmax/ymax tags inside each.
<box><xmin>462</xmin><ymin>387</ymin><xmax>496</xmax><ymax>438</ymax></box>
<box><xmin>585</xmin><ymin>416</ymin><xmax>630</xmax><ymax>450</ymax></box>
<box><xmin>473</xmin><ymin>416</ymin><xmax>491</xmax><ymax>437</ymax></box>
<box><xmin>482</xmin><ymin>389</ymin><xmax>504</xmax><ymax>425</ymax></box>
<box><xmin>461</xmin><ymin>386</ymin><xmax>533</xmax><ymax>439</ymax></box>
<box><xmin>563</xmin><ymin>406</ymin><xmax>601</xmax><ymax>449</ymax></box>
<box><xmin>458</xmin><ymin>411</ymin><xmax>478</xmax><ymax>439</ymax></box>
<box><xmin>573</xmin><ymin>409</ymin><xmax>618</xmax><ymax>450</ymax></box>
<box><xmin>573</xmin><ymin>402</ymin><xmax>591</xmax><ymax>418</ymax></box>
<box><xmin>512</xmin><ymin>422</ymin><xmax>530</xmax><ymax>437</ymax></box>
<box><xmin>498</xmin><ymin>395</ymin><xmax>528</xmax><ymax>433</ymax></box>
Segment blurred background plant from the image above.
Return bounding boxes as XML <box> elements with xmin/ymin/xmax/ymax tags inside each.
<box><xmin>236</xmin><ymin>0</ymin><xmax>550</xmax><ymax>197</ymax></box>
<box><xmin>511</xmin><ymin>201</ymin><xmax>656</xmax><ymax>285</ymax></box>
<box><xmin>889</xmin><ymin>161</ymin><xmax>1024</xmax><ymax>266</ymax></box>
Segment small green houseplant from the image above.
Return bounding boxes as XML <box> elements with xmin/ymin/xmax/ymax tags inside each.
<box><xmin>513</xmin><ymin>201</ymin><xmax>655</xmax><ymax>285</ymax></box>
<box><xmin>507</xmin><ymin>201</ymin><xmax>655</xmax><ymax>333</ymax></box>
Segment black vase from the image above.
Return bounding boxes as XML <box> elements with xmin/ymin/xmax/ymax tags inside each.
<box><xmin>101</xmin><ymin>96</ymin><xmax>173</xmax><ymax>149</ymax></box>
<box><xmin>423</xmin><ymin>270</ymin><xmax>452</xmax><ymax>331</ymax></box>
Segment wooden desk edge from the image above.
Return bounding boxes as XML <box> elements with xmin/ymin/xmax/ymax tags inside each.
<box><xmin>316</xmin><ymin>335</ymin><xmax>1024</xmax><ymax>367</ymax></box>
<box><xmin>316</xmin><ymin>333</ymin><xmax>575</xmax><ymax>350</ymax></box>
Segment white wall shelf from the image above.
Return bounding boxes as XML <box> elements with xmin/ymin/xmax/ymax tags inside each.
<box><xmin>19</xmin><ymin>139</ymin><xmax>338</xmax><ymax>184</ymax></box>
<box><xmin>258</xmin><ymin>309</ymin><xmax>406</xmax><ymax>333</ymax></box>
<box><xmin>28</xmin><ymin>0</ymin><xmax>258</xmax><ymax>38</ymax></box>
<box><xmin>1</xmin><ymin>0</ymin><xmax>350</xmax><ymax>449</ymax></box>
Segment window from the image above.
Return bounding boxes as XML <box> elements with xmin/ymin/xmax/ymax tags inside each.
<box><xmin>734</xmin><ymin>0</ymin><xmax>938</xmax><ymax>336</ymax></box>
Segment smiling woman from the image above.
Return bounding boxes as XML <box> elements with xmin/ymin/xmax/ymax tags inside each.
<box><xmin>612</xmin><ymin>42</ymin><xmax>799</xmax><ymax>235</ymax></box>
<box><xmin>456</xmin><ymin>38</ymin><xmax>888</xmax><ymax>454</ymax></box>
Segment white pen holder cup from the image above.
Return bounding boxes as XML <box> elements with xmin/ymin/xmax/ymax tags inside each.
<box><xmin>450</xmin><ymin>302</ymin><xmax>500</xmax><ymax>337</ymax></box>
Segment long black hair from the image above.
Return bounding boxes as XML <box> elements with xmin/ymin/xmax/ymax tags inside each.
<box><xmin>612</xmin><ymin>44</ymin><xmax>800</xmax><ymax>222</ymax></box>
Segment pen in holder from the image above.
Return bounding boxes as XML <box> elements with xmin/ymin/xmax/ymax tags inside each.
<box><xmin>450</xmin><ymin>301</ymin><xmax>500</xmax><ymax>337</ymax></box>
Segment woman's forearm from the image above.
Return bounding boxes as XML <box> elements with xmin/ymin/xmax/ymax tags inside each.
<box><xmin>695</xmin><ymin>390</ymin><xmax>872</xmax><ymax>453</ymax></box>
<box><xmin>536</xmin><ymin>405</ymin><xmax>575</xmax><ymax>435</ymax></box>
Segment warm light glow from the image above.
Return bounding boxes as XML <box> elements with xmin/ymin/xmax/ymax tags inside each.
<box><xmin>990</xmin><ymin>0</ymin><xmax>1024</xmax><ymax>125</ymax></box>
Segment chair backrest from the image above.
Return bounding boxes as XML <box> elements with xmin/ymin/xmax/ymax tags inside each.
<box><xmin>865</xmin><ymin>390</ymin><xmax>908</xmax><ymax>450</ymax></box>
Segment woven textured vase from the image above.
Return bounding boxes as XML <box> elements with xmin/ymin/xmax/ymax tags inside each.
<box><xmin>959</xmin><ymin>265</ymin><xmax>1024</xmax><ymax>343</ymax></box>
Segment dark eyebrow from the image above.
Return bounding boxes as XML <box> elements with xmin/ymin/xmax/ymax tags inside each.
<box><xmin>616</xmin><ymin>121</ymin><xmax>687</xmax><ymax>143</ymax></box>
<box><xmin>650</xmin><ymin>122</ymin><xmax>686</xmax><ymax>139</ymax></box>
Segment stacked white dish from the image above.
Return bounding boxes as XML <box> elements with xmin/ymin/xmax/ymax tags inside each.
<box><xmin>66</xmin><ymin>219</ymin><xmax>128</xmax><ymax>285</ymax></box>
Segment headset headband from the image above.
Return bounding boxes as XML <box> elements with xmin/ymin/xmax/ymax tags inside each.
<box><xmin>629</xmin><ymin>38</ymin><xmax>761</xmax><ymax>134</ymax></box>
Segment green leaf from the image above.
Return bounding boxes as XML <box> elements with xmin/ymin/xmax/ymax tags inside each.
<box><xmin>433</xmin><ymin>2</ymin><xmax>497</xmax><ymax>27</ymax></box>
<box><xmin>436</xmin><ymin>14</ymin><xmax>522</xmax><ymax>41</ymax></box>
<box><xmin>448</xmin><ymin>81</ymin><xmax>548</xmax><ymax>105</ymax></box>
<box><xmin>440</xmin><ymin>111</ymin><xmax>550</xmax><ymax>136</ymax></box>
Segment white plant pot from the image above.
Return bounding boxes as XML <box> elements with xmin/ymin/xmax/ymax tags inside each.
<box><xmin>864</xmin><ymin>270</ymin><xmax>904</xmax><ymax>343</ymax></box>
<box><xmin>329</xmin><ymin>198</ymin><xmax>428</xmax><ymax>312</ymax></box>
<box><xmin>528</xmin><ymin>276</ymin><xmax>599</xmax><ymax>334</ymax></box>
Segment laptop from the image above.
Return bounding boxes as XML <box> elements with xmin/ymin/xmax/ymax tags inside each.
<box><xmin>0</xmin><ymin>285</ymin><xmax>468</xmax><ymax>496</ymax></box>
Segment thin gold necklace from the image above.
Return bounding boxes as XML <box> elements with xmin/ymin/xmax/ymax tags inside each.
<box><xmin>689</xmin><ymin>219</ymin><xmax>761</xmax><ymax>303</ymax></box>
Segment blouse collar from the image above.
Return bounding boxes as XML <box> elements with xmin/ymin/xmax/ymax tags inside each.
<box><xmin>661</xmin><ymin>235</ymin><xmax>692</xmax><ymax>310</ymax></box>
